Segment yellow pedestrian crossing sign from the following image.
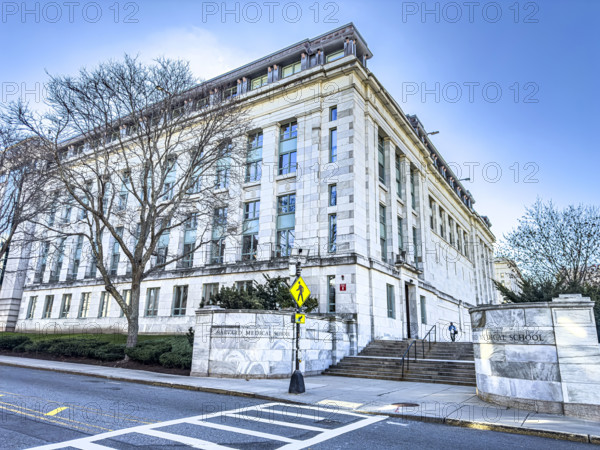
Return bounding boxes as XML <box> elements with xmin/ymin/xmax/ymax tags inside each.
<box><xmin>295</xmin><ymin>313</ymin><xmax>305</xmax><ymax>324</ymax></box>
<box><xmin>290</xmin><ymin>276</ymin><xmax>310</xmax><ymax>307</ymax></box>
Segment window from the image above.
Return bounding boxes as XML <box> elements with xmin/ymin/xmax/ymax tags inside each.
<box><xmin>276</xmin><ymin>193</ymin><xmax>296</xmax><ymax>257</ymax></box>
<box><xmin>329</xmin><ymin>128</ymin><xmax>337</xmax><ymax>163</ymax></box>
<box><xmin>379</xmin><ymin>205</ymin><xmax>387</xmax><ymax>262</ymax></box>
<box><xmin>223</xmin><ymin>85</ymin><xmax>237</xmax><ymax>100</ymax></box>
<box><xmin>26</xmin><ymin>296</ymin><xmax>37</xmax><ymax>319</ymax></box>
<box><xmin>163</xmin><ymin>157</ymin><xmax>177</xmax><ymax>200</ymax></box>
<box><xmin>120</xmin><ymin>289</ymin><xmax>131</xmax><ymax>317</ymax></box>
<box><xmin>211</xmin><ymin>207</ymin><xmax>227</xmax><ymax>264</ymax></box>
<box><xmin>236</xmin><ymin>280</ymin><xmax>253</xmax><ymax>291</ymax></box>
<box><xmin>79</xmin><ymin>182</ymin><xmax>92</xmax><ymax>219</ymax></box>
<box><xmin>215</xmin><ymin>157</ymin><xmax>230</xmax><ymax>189</ymax></box>
<box><xmin>98</xmin><ymin>292</ymin><xmax>110</xmax><ymax>318</ymax></box>
<box><xmin>34</xmin><ymin>241</ymin><xmax>50</xmax><ymax>283</ymax></box>
<box><xmin>395</xmin><ymin>152</ymin><xmax>403</xmax><ymax>198</ymax></box>
<box><xmin>47</xmin><ymin>195</ymin><xmax>58</xmax><ymax>226</ymax></box>
<box><xmin>85</xmin><ymin>248</ymin><xmax>97</xmax><ymax>279</ymax></box>
<box><xmin>387</xmin><ymin>284</ymin><xmax>395</xmax><ymax>319</ymax></box>
<box><xmin>246</xmin><ymin>132</ymin><xmax>263</xmax><ymax>182</ymax></box>
<box><xmin>172</xmin><ymin>285</ymin><xmax>188</xmax><ymax>316</ymax></box>
<box><xmin>329</xmin><ymin>106</ymin><xmax>337</xmax><ymax>121</ymax></box>
<box><xmin>49</xmin><ymin>238</ymin><xmax>66</xmax><ymax>282</ymax></box>
<box><xmin>378</xmin><ymin>136</ymin><xmax>385</xmax><ymax>184</ymax></box>
<box><xmin>59</xmin><ymin>294</ymin><xmax>72</xmax><ymax>319</ymax></box>
<box><xmin>203</xmin><ymin>283</ymin><xmax>219</xmax><ymax>304</ymax></box>
<box><xmin>242</xmin><ymin>201</ymin><xmax>260</xmax><ymax>261</ymax></box>
<box><xmin>62</xmin><ymin>199</ymin><xmax>72</xmax><ymax>224</ymax></box>
<box><xmin>410</xmin><ymin>167</ymin><xmax>418</xmax><ymax>209</ymax></box>
<box><xmin>397</xmin><ymin>217</ymin><xmax>404</xmax><ymax>254</ymax></box>
<box><xmin>188</xmin><ymin>158</ymin><xmax>203</xmax><ymax>194</ymax></box>
<box><xmin>439</xmin><ymin>208</ymin><xmax>446</xmax><ymax>239</ymax></box>
<box><xmin>429</xmin><ymin>198</ymin><xmax>436</xmax><ymax>231</ymax></box>
<box><xmin>118</xmin><ymin>172</ymin><xmax>130</xmax><ymax>211</ymax></box>
<box><xmin>78</xmin><ymin>293</ymin><xmax>90</xmax><ymax>318</ymax></box>
<box><xmin>463</xmin><ymin>231</ymin><xmax>469</xmax><ymax>258</ymax></box>
<box><xmin>457</xmin><ymin>225</ymin><xmax>463</xmax><ymax>253</ymax></box>
<box><xmin>326</xmin><ymin>49</ymin><xmax>344</xmax><ymax>62</ymax></box>
<box><xmin>251</xmin><ymin>74</ymin><xmax>268</xmax><ymax>90</ymax></box>
<box><xmin>145</xmin><ymin>288</ymin><xmax>160</xmax><ymax>317</ymax></box>
<box><xmin>328</xmin><ymin>275</ymin><xmax>336</xmax><ymax>313</ymax></box>
<box><xmin>329</xmin><ymin>184</ymin><xmax>337</xmax><ymax>206</ymax></box>
<box><xmin>449</xmin><ymin>217</ymin><xmax>455</xmax><ymax>247</ymax></box>
<box><xmin>68</xmin><ymin>235</ymin><xmax>84</xmax><ymax>280</ymax></box>
<box><xmin>278</xmin><ymin>121</ymin><xmax>297</xmax><ymax>175</ymax></box>
<box><xmin>420</xmin><ymin>296</ymin><xmax>427</xmax><ymax>324</ymax></box>
<box><xmin>328</xmin><ymin>214</ymin><xmax>337</xmax><ymax>253</ymax></box>
<box><xmin>181</xmin><ymin>214</ymin><xmax>197</xmax><ymax>268</ymax></box>
<box><xmin>282</xmin><ymin>61</ymin><xmax>301</xmax><ymax>78</ymax></box>
<box><xmin>42</xmin><ymin>295</ymin><xmax>54</xmax><ymax>319</ymax></box>
<box><xmin>110</xmin><ymin>227</ymin><xmax>123</xmax><ymax>276</ymax></box>
<box><xmin>413</xmin><ymin>227</ymin><xmax>420</xmax><ymax>267</ymax></box>
<box><xmin>155</xmin><ymin>226</ymin><xmax>169</xmax><ymax>268</ymax></box>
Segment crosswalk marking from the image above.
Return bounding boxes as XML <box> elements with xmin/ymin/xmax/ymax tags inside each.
<box><xmin>142</xmin><ymin>429</ymin><xmax>235</xmax><ymax>449</ymax></box>
<box><xmin>27</xmin><ymin>402</ymin><xmax>386</xmax><ymax>450</ymax></box>
<box><xmin>188</xmin><ymin>419</ymin><xmax>298</xmax><ymax>443</ymax></box>
<box><xmin>221</xmin><ymin>412</ymin><xmax>326</xmax><ymax>432</ymax></box>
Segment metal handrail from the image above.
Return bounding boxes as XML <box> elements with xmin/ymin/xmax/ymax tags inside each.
<box><xmin>421</xmin><ymin>324</ymin><xmax>437</xmax><ymax>359</ymax></box>
<box><xmin>400</xmin><ymin>339</ymin><xmax>418</xmax><ymax>378</ymax></box>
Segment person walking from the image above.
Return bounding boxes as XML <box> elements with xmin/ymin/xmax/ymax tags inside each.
<box><xmin>449</xmin><ymin>322</ymin><xmax>458</xmax><ymax>342</ymax></box>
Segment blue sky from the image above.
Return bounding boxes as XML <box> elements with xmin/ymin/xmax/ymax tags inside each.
<box><xmin>1</xmin><ymin>0</ymin><xmax>598</xmax><ymax>242</ymax></box>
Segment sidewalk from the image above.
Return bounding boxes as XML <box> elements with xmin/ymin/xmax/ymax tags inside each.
<box><xmin>1</xmin><ymin>355</ymin><xmax>599</xmax><ymax>445</ymax></box>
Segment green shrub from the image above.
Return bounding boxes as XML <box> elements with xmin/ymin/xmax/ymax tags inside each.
<box><xmin>91</xmin><ymin>343</ymin><xmax>126</xmax><ymax>361</ymax></box>
<box><xmin>125</xmin><ymin>340</ymin><xmax>172</xmax><ymax>365</ymax></box>
<box><xmin>159</xmin><ymin>349</ymin><xmax>192</xmax><ymax>369</ymax></box>
<box><xmin>0</xmin><ymin>335</ymin><xmax>31</xmax><ymax>350</ymax></box>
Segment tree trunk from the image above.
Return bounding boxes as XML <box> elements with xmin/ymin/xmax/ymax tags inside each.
<box><xmin>126</xmin><ymin>318</ymin><xmax>139</xmax><ymax>348</ymax></box>
<box><xmin>126</xmin><ymin>273</ymin><xmax>142</xmax><ymax>348</ymax></box>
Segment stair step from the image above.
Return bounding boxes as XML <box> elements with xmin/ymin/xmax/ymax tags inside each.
<box><xmin>322</xmin><ymin>338</ymin><xmax>476</xmax><ymax>387</ymax></box>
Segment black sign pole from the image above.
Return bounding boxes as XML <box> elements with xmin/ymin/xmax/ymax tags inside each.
<box><xmin>289</xmin><ymin>262</ymin><xmax>305</xmax><ymax>394</ymax></box>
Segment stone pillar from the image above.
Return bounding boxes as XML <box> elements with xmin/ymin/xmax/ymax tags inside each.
<box><xmin>470</xmin><ymin>294</ymin><xmax>600</xmax><ymax>420</ymax></box>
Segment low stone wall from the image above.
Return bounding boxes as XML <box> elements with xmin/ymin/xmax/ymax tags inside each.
<box><xmin>13</xmin><ymin>316</ymin><xmax>196</xmax><ymax>335</ymax></box>
<box><xmin>190</xmin><ymin>308</ymin><xmax>357</xmax><ymax>379</ymax></box>
<box><xmin>470</xmin><ymin>294</ymin><xmax>600</xmax><ymax>420</ymax></box>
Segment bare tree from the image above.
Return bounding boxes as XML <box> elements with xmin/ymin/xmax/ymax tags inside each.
<box><xmin>10</xmin><ymin>55</ymin><xmax>249</xmax><ymax>347</ymax></box>
<box><xmin>498</xmin><ymin>199</ymin><xmax>600</xmax><ymax>285</ymax></box>
<box><xmin>0</xmin><ymin>122</ymin><xmax>51</xmax><ymax>279</ymax></box>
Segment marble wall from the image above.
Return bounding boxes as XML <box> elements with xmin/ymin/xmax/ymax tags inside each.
<box><xmin>190</xmin><ymin>308</ymin><xmax>356</xmax><ymax>378</ymax></box>
<box><xmin>470</xmin><ymin>294</ymin><xmax>600</xmax><ymax>420</ymax></box>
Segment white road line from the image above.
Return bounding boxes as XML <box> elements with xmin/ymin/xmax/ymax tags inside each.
<box><xmin>221</xmin><ymin>413</ymin><xmax>326</xmax><ymax>432</ymax></box>
<box><xmin>71</xmin><ymin>443</ymin><xmax>115</xmax><ymax>450</ymax></box>
<box><xmin>386</xmin><ymin>421</ymin><xmax>409</xmax><ymax>427</ymax></box>
<box><xmin>278</xmin><ymin>414</ymin><xmax>387</xmax><ymax>450</ymax></box>
<box><xmin>189</xmin><ymin>419</ymin><xmax>298</xmax><ymax>443</ymax></box>
<box><xmin>265</xmin><ymin>403</ymin><xmax>369</xmax><ymax>418</ymax></box>
<box><xmin>142</xmin><ymin>428</ymin><xmax>235</xmax><ymax>449</ymax></box>
<box><xmin>256</xmin><ymin>408</ymin><xmax>355</xmax><ymax>422</ymax></box>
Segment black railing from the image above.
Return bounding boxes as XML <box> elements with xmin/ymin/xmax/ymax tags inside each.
<box><xmin>422</xmin><ymin>324</ymin><xmax>437</xmax><ymax>359</ymax></box>
<box><xmin>400</xmin><ymin>339</ymin><xmax>418</xmax><ymax>378</ymax></box>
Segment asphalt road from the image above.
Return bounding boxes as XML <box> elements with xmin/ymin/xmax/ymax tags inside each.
<box><xmin>0</xmin><ymin>365</ymin><xmax>595</xmax><ymax>449</ymax></box>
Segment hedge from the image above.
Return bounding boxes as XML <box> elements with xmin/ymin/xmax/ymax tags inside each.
<box><xmin>0</xmin><ymin>333</ymin><xmax>193</xmax><ymax>369</ymax></box>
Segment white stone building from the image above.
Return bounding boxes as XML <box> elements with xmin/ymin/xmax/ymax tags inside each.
<box><xmin>0</xmin><ymin>24</ymin><xmax>496</xmax><ymax>348</ymax></box>
<box><xmin>493</xmin><ymin>257</ymin><xmax>523</xmax><ymax>303</ymax></box>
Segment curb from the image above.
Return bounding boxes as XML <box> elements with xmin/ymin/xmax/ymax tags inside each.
<box><xmin>1</xmin><ymin>360</ymin><xmax>598</xmax><ymax>445</ymax></box>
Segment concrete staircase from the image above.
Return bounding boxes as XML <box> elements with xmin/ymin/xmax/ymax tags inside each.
<box><xmin>323</xmin><ymin>339</ymin><xmax>476</xmax><ymax>386</ymax></box>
